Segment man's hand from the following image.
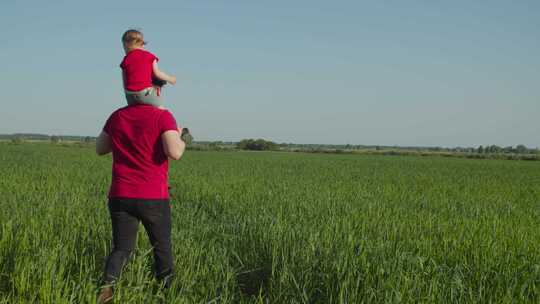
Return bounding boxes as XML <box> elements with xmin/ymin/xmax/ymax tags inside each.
<box><xmin>180</xmin><ymin>127</ymin><xmax>193</xmax><ymax>145</ymax></box>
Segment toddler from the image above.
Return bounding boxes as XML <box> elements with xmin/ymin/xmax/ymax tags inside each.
<box><xmin>120</xmin><ymin>29</ymin><xmax>176</xmax><ymax>107</ymax></box>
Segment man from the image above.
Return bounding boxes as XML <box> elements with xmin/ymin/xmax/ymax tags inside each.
<box><xmin>95</xmin><ymin>103</ymin><xmax>186</xmax><ymax>303</ymax></box>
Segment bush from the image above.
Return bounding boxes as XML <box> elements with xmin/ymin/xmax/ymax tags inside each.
<box><xmin>10</xmin><ymin>136</ymin><xmax>24</xmax><ymax>145</ymax></box>
<box><xmin>237</xmin><ymin>139</ymin><xmax>278</xmax><ymax>151</ymax></box>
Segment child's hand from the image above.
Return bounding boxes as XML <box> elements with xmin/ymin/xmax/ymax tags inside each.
<box><xmin>168</xmin><ymin>76</ymin><xmax>177</xmax><ymax>85</ymax></box>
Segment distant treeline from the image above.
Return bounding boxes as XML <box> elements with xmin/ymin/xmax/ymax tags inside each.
<box><xmin>1</xmin><ymin>133</ymin><xmax>96</xmax><ymax>143</ymax></box>
<box><xmin>2</xmin><ymin>133</ymin><xmax>538</xmax><ymax>161</ymax></box>
<box><xmin>191</xmin><ymin>139</ymin><xmax>540</xmax><ymax>161</ymax></box>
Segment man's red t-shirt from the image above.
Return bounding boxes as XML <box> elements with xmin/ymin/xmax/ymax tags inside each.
<box><xmin>120</xmin><ymin>49</ymin><xmax>158</xmax><ymax>91</ymax></box>
<box><xmin>103</xmin><ymin>104</ymin><xmax>178</xmax><ymax>199</ymax></box>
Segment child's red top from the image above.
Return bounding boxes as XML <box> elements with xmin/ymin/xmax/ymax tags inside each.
<box><xmin>120</xmin><ymin>49</ymin><xmax>159</xmax><ymax>91</ymax></box>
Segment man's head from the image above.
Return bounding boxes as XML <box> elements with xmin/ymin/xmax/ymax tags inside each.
<box><xmin>122</xmin><ymin>29</ymin><xmax>146</xmax><ymax>53</ymax></box>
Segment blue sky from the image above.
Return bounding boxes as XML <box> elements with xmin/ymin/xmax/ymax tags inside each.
<box><xmin>1</xmin><ymin>0</ymin><xmax>538</xmax><ymax>147</ymax></box>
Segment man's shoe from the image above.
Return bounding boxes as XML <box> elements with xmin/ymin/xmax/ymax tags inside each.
<box><xmin>97</xmin><ymin>286</ymin><xmax>113</xmax><ymax>304</ymax></box>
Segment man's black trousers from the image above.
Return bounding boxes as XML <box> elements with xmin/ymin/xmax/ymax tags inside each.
<box><xmin>103</xmin><ymin>198</ymin><xmax>173</xmax><ymax>285</ymax></box>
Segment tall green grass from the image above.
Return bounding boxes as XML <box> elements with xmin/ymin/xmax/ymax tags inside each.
<box><xmin>1</xmin><ymin>143</ymin><xmax>539</xmax><ymax>303</ymax></box>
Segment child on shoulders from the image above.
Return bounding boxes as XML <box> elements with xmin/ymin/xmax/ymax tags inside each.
<box><xmin>120</xmin><ymin>29</ymin><xmax>176</xmax><ymax>107</ymax></box>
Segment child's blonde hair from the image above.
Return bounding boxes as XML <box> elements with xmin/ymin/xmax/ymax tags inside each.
<box><xmin>122</xmin><ymin>29</ymin><xmax>146</xmax><ymax>50</ymax></box>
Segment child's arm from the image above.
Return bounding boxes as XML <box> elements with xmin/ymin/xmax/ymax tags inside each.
<box><xmin>152</xmin><ymin>60</ymin><xmax>177</xmax><ymax>85</ymax></box>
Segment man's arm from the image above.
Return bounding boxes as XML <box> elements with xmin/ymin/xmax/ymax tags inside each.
<box><xmin>162</xmin><ymin>128</ymin><xmax>186</xmax><ymax>160</ymax></box>
<box><xmin>96</xmin><ymin>131</ymin><xmax>112</xmax><ymax>155</ymax></box>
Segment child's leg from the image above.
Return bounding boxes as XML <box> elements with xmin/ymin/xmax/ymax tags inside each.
<box><xmin>125</xmin><ymin>87</ymin><xmax>163</xmax><ymax>107</ymax></box>
<box><xmin>136</xmin><ymin>87</ymin><xmax>163</xmax><ymax>107</ymax></box>
<box><xmin>125</xmin><ymin>93</ymin><xmax>139</xmax><ymax>105</ymax></box>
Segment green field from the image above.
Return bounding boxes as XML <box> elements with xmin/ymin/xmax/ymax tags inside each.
<box><xmin>1</xmin><ymin>143</ymin><xmax>540</xmax><ymax>303</ymax></box>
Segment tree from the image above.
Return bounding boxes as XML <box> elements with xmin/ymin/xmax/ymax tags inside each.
<box><xmin>489</xmin><ymin>145</ymin><xmax>501</xmax><ymax>154</ymax></box>
<box><xmin>515</xmin><ymin>144</ymin><xmax>528</xmax><ymax>154</ymax></box>
<box><xmin>51</xmin><ymin>135</ymin><xmax>61</xmax><ymax>143</ymax></box>
<box><xmin>477</xmin><ymin>145</ymin><xmax>484</xmax><ymax>154</ymax></box>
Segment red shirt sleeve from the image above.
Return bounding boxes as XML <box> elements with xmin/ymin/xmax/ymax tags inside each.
<box><xmin>103</xmin><ymin>112</ymin><xmax>115</xmax><ymax>135</ymax></box>
<box><xmin>145</xmin><ymin>51</ymin><xmax>158</xmax><ymax>64</ymax></box>
<box><xmin>149</xmin><ymin>51</ymin><xmax>159</xmax><ymax>63</ymax></box>
<box><xmin>159</xmin><ymin>110</ymin><xmax>178</xmax><ymax>134</ymax></box>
